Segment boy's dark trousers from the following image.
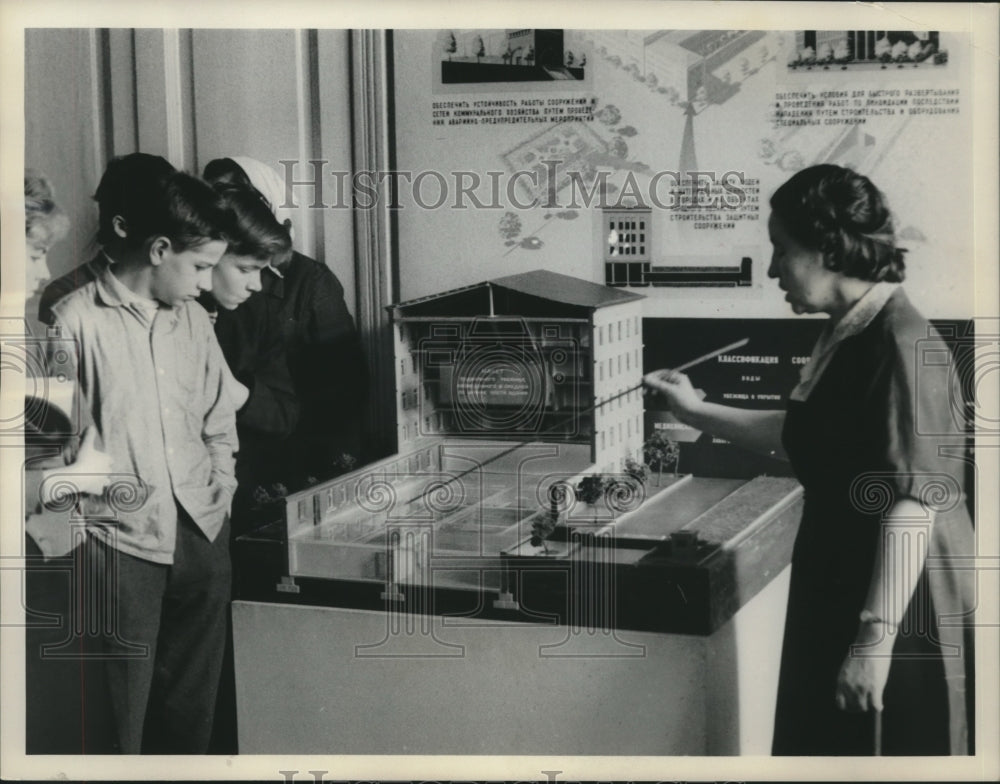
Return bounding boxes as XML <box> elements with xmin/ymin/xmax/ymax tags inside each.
<box><xmin>88</xmin><ymin>506</ymin><xmax>231</xmax><ymax>754</ymax></box>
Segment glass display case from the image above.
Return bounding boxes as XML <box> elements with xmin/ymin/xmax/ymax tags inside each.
<box><xmin>274</xmin><ymin>429</ymin><xmax>803</xmax><ymax>632</ymax></box>
<box><xmin>283</xmin><ymin>438</ymin><xmax>595</xmax><ymax>590</ymax></box>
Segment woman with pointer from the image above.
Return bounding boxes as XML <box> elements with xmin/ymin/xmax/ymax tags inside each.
<box><xmin>645</xmin><ymin>164</ymin><xmax>975</xmax><ymax>756</ymax></box>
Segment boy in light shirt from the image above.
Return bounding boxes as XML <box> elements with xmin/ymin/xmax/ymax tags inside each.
<box><xmin>48</xmin><ymin>161</ymin><xmax>240</xmax><ymax>753</ymax></box>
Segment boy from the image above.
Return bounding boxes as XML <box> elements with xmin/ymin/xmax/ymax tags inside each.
<box><xmin>47</xmin><ymin>165</ymin><xmax>238</xmax><ymax>753</ymax></box>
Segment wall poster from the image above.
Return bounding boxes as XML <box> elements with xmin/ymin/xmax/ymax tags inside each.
<box><xmin>395</xmin><ymin>22</ymin><xmax>977</xmax><ymax>323</ymax></box>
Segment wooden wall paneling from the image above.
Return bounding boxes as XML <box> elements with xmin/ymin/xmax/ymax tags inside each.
<box><xmin>190</xmin><ymin>29</ymin><xmax>318</xmax><ymax>259</ymax></box>
<box><xmin>290</xmin><ymin>29</ymin><xmax>317</xmax><ymax>260</ymax></box>
<box><xmin>133</xmin><ymin>30</ymin><xmax>172</xmax><ymax>164</ymax></box>
<box><xmin>131</xmin><ymin>29</ymin><xmax>195</xmax><ymax>170</ymax></box>
<box><xmin>175</xmin><ymin>29</ymin><xmax>197</xmax><ymax>171</ymax></box>
<box><xmin>24</xmin><ymin>29</ymin><xmax>111</xmax><ymax>311</ymax></box>
<box><xmin>315</xmin><ymin>29</ymin><xmax>356</xmax><ymax>315</ymax></box>
<box><xmin>106</xmin><ymin>29</ymin><xmax>139</xmax><ymax>155</ymax></box>
<box><xmin>349</xmin><ymin>29</ymin><xmax>397</xmax><ymax>461</ymax></box>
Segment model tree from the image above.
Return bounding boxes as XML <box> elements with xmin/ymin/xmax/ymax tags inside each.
<box><xmin>529</xmin><ymin>508</ymin><xmax>559</xmax><ymax>553</ymax></box>
<box><xmin>530</xmin><ymin>483</ymin><xmax>568</xmax><ymax>553</ymax></box>
<box><xmin>576</xmin><ymin>473</ymin><xmax>606</xmax><ymax>505</ymax></box>
<box><xmin>576</xmin><ymin>473</ymin><xmax>614</xmax><ymax>524</ymax></box>
<box><xmin>531</xmin><ymin>502</ymin><xmax>559</xmax><ymax>555</ymax></box>
<box><xmin>444</xmin><ymin>32</ymin><xmax>457</xmax><ymax>61</ymax></box>
<box><xmin>525</xmin><ymin>46</ymin><xmax>535</xmax><ymax>66</ymax></box>
<box><xmin>474</xmin><ymin>35</ymin><xmax>485</xmax><ymax>63</ymax></box>
<box><xmin>643</xmin><ymin>430</ymin><xmax>680</xmax><ymax>486</ymax></box>
<box><xmin>624</xmin><ymin>456</ymin><xmax>649</xmax><ymax>486</ymax></box>
<box><xmin>566</xmin><ymin>50</ymin><xmax>575</xmax><ymax>67</ymax></box>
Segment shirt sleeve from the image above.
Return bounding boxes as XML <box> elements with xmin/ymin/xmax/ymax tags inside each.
<box><xmin>302</xmin><ymin>267</ymin><xmax>367</xmax><ymax>433</ymax></box>
<box><xmin>233</xmin><ymin>299</ymin><xmax>300</xmax><ymax>437</ymax></box>
<box><xmin>24</xmin><ymin>467</ymin><xmax>46</xmax><ymax>517</ymax></box>
<box><xmin>38</xmin><ymin>260</ymin><xmax>102</xmax><ymax>326</ymax></box>
<box><xmin>39</xmin><ymin>277</ymin><xmax>78</xmax><ymax>326</ymax></box>
<box><xmin>201</xmin><ymin>327</ymin><xmax>239</xmax><ymax>500</ymax></box>
<box><xmin>876</xmin><ymin>324</ymin><xmax>966</xmax><ymax>510</ymax></box>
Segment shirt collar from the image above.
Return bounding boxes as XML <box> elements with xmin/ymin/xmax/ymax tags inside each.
<box><xmin>790</xmin><ymin>282</ymin><xmax>900</xmax><ymax>402</ymax></box>
<box><xmin>825</xmin><ymin>280</ymin><xmax>900</xmax><ymax>347</ymax></box>
<box><xmin>94</xmin><ymin>256</ymin><xmax>175</xmax><ymax>326</ymax></box>
<box><xmin>93</xmin><ymin>257</ymin><xmax>130</xmax><ymax>308</ymax></box>
<box><xmin>263</xmin><ymin>263</ymin><xmax>286</xmax><ymax>299</ymax></box>
<box><xmin>95</xmin><ymin>260</ymin><xmax>155</xmax><ymax>308</ymax></box>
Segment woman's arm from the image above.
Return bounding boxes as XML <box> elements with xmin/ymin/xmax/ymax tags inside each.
<box><xmin>836</xmin><ymin>497</ymin><xmax>931</xmax><ymax>712</ymax></box>
<box><xmin>644</xmin><ymin>369</ymin><xmax>788</xmax><ymax>459</ymax></box>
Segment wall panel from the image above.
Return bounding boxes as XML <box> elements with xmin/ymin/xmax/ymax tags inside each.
<box><xmin>24</xmin><ymin>28</ymin><xmax>110</xmax><ymax>334</ymax></box>
<box><xmin>191</xmin><ymin>29</ymin><xmax>320</xmax><ymax>262</ymax></box>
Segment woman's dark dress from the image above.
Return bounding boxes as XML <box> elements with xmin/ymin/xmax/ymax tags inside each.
<box><xmin>773</xmin><ymin>288</ymin><xmax>975</xmax><ymax>755</ymax></box>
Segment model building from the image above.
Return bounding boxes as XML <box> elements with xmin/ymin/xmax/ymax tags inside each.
<box><xmin>274</xmin><ymin>270</ymin><xmax>801</xmax><ymax>623</ymax></box>
<box><xmin>392</xmin><ymin>269</ymin><xmax>645</xmax><ymax>471</ymax></box>
<box><xmin>280</xmin><ymin>271</ymin><xmax>649</xmax><ymax>585</ymax></box>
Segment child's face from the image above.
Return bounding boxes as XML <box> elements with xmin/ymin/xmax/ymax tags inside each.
<box><xmin>26</xmin><ymin>242</ymin><xmax>50</xmax><ymax>297</ymax></box>
<box><xmin>150</xmin><ymin>239</ymin><xmax>227</xmax><ymax>307</ymax></box>
<box><xmin>211</xmin><ymin>253</ymin><xmax>266</xmax><ymax>310</ymax></box>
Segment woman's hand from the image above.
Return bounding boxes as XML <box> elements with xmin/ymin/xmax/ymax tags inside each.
<box><xmin>834</xmin><ymin>623</ymin><xmax>896</xmax><ymax>712</ymax></box>
<box><xmin>643</xmin><ymin>369</ymin><xmax>703</xmax><ymax>424</ymax></box>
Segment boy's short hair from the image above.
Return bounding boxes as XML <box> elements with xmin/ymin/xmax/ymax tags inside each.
<box><xmin>157</xmin><ymin>172</ymin><xmax>235</xmax><ymax>252</ymax></box>
<box><xmin>95</xmin><ymin>156</ymin><xmax>234</xmax><ymax>252</ymax></box>
<box><xmin>214</xmin><ymin>185</ymin><xmax>293</xmax><ymax>265</ymax></box>
<box><xmin>94</xmin><ymin>153</ymin><xmax>176</xmax><ymax>246</ymax></box>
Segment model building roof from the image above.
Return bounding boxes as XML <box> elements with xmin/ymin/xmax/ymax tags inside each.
<box><xmin>491</xmin><ymin>270</ymin><xmax>644</xmax><ymax>307</ymax></box>
<box><xmin>391</xmin><ymin>270</ymin><xmax>643</xmax><ymax>319</ymax></box>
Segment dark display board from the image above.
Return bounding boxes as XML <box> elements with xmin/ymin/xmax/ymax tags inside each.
<box><xmin>643</xmin><ymin>317</ymin><xmax>975</xmax><ymax>484</ymax></box>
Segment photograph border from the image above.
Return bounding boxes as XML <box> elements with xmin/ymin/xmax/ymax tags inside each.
<box><xmin>2</xmin><ymin>1</ymin><xmax>997</xmax><ymax>781</ymax></box>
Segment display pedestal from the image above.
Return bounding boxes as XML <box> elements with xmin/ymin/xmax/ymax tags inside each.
<box><xmin>233</xmin><ymin>562</ymin><xmax>790</xmax><ymax>755</ymax></box>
